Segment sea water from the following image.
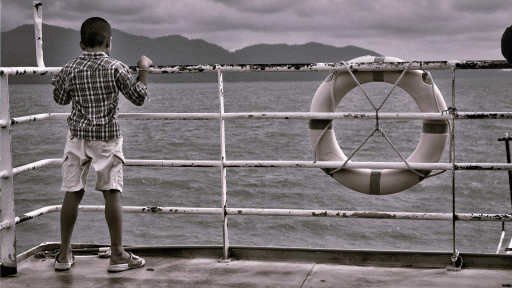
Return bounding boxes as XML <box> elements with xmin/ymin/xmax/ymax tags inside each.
<box><xmin>4</xmin><ymin>75</ymin><xmax>512</xmax><ymax>254</ymax></box>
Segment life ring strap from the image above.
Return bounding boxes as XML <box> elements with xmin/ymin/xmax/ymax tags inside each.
<box><xmin>309</xmin><ymin>119</ymin><xmax>333</xmax><ymax>130</ymax></box>
<box><xmin>373</xmin><ymin>57</ymin><xmax>386</xmax><ymax>82</ymax></box>
<box><xmin>310</xmin><ymin>122</ymin><xmax>448</xmax><ymax>134</ymax></box>
<box><xmin>370</xmin><ymin>170</ymin><xmax>381</xmax><ymax>195</ymax></box>
<box><xmin>423</xmin><ymin>123</ymin><xmax>448</xmax><ymax>134</ymax></box>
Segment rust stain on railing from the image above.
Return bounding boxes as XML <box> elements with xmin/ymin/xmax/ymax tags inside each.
<box><xmin>2</xmin><ymin>60</ymin><xmax>512</xmax><ymax>76</ymax></box>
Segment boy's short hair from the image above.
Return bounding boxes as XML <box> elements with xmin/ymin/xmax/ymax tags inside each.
<box><xmin>81</xmin><ymin>17</ymin><xmax>111</xmax><ymax>48</ymax></box>
<box><xmin>502</xmin><ymin>25</ymin><xmax>512</xmax><ymax>64</ymax></box>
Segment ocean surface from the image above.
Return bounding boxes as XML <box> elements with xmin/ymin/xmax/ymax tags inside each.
<box><xmin>4</xmin><ymin>74</ymin><xmax>512</xmax><ymax>255</ymax></box>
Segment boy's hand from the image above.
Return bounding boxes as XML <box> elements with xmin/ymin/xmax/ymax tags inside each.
<box><xmin>137</xmin><ymin>55</ymin><xmax>153</xmax><ymax>69</ymax></box>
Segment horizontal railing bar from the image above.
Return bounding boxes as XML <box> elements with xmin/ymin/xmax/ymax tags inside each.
<box><xmin>11</xmin><ymin>113</ymin><xmax>69</xmax><ymax>124</ymax></box>
<box><xmin>228</xmin><ymin>161</ymin><xmax>512</xmax><ymax>171</ymax></box>
<box><xmin>453</xmin><ymin>112</ymin><xmax>512</xmax><ymax>119</ymax></box>
<box><xmin>71</xmin><ymin>206</ymin><xmax>222</xmax><ymax>214</ymax></box>
<box><xmin>225</xmin><ymin>161</ymin><xmax>453</xmax><ymax>170</ymax></box>
<box><xmin>11</xmin><ymin>112</ymin><xmax>512</xmax><ymax>125</ymax></box>
<box><xmin>222</xmin><ymin>112</ymin><xmax>454</xmax><ymax>120</ymax></box>
<box><xmin>11</xmin><ymin>159</ymin><xmax>63</xmax><ymax>177</ymax></box>
<box><xmin>0</xmin><ymin>67</ymin><xmax>63</xmax><ymax>75</ymax></box>
<box><xmin>210</xmin><ymin>60</ymin><xmax>510</xmax><ymax>72</ymax></box>
<box><xmin>2</xmin><ymin>60</ymin><xmax>511</xmax><ymax>75</ymax></box>
<box><xmin>124</xmin><ymin>159</ymin><xmax>221</xmax><ymax>167</ymax></box>
<box><xmin>10</xmin><ymin>113</ymin><xmax>221</xmax><ymax>125</ymax></box>
<box><xmin>7</xmin><ymin>159</ymin><xmax>512</xmax><ymax>179</ymax></box>
<box><xmin>0</xmin><ymin>205</ymin><xmax>222</xmax><ymax>231</ymax></box>
<box><xmin>3</xmin><ymin>205</ymin><xmax>511</xmax><ymax>231</ymax></box>
<box><xmin>0</xmin><ymin>220</ymin><xmax>11</xmax><ymax>230</ymax></box>
<box><xmin>118</xmin><ymin>113</ymin><xmax>220</xmax><ymax>120</ymax></box>
<box><xmin>14</xmin><ymin>205</ymin><xmax>61</xmax><ymax>225</ymax></box>
<box><xmin>226</xmin><ymin>208</ymin><xmax>512</xmax><ymax>221</ymax></box>
<box><xmin>455</xmin><ymin>163</ymin><xmax>512</xmax><ymax>170</ymax></box>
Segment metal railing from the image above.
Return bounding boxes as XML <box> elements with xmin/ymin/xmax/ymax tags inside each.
<box><xmin>2</xmin><ymin>1</ymin><xmax>512</xmax><ymax>275</ymax></box>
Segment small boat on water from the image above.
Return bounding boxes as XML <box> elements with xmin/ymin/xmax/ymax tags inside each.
<box><xmin>1</xmin><ymin>2</ymin><xmax>512</xmax><ymax>287</ymax></box>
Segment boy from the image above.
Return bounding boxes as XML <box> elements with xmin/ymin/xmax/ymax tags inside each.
<box><xmin>52</xmin><ymin>17</ymin><xmax>152</xmax><ymax>272</ymax></box>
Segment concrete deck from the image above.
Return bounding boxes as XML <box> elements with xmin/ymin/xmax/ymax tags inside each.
<box><xmin>2</xmin><ymin>245</ymin><xmax>512</xmax><ymax>287</ymax></box>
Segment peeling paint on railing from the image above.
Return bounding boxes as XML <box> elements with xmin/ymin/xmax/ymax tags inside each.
<box><xmin>128</xmin><ymin>65</ymin><xmax>217</xmax><ymax>74</ymax></box>
<box><xmin>124</xmin><ymin>160</ymin><xmax>221</xmax><ymax>168</ymax></box>
<box><xmin>14</xmin><ymin>205</ymin><xmax>60</xmax><ymax>225</ymax></box>
<box><xmin>33</xmin><ymin>1</ymin><xmax>45</xmax><ymax>68</ymax></box>
<box><xmin>118</xmin><ymin>113</ymin><xmax>220</xmax><ymax>121</ymax></box>
<box><xmin>0</xmin><ymin>220</ymin><xmax>12</xmax><ymax>230</ymax></box>
<box><xmin>2</xmin><ymin>60</ymin><xmax>511</xmax><ymax>76</ymax></box>
<box><xmin>7</xmin><ymin>158</ymin><xmax>512</xmax><ymax>179</ymax></box>
<box><xmin>3</xmin><ymin>205</ymin><xmax>512</xmax><ymax>231</ymax></box>
<box><xmin>455</xmin><ymin>112</ymin><xmax>512</xmax><ymax>119</ymax></box>
<box><xmin>0</xmin><ymin>67</ymin><xmax>62</xmax><ymax>75</ymax></box>
<box><xmin>11</xmin><ymin>113</ymin><xmax>68</xmax><ymax>125</ymax></box>
<box><xmin>226</xmin><ymin>208</ymin><xmax>512</xmax><ymax>221</ymax></box>
<box><xmin>11</xmin><ymin>159</ymin><xmax>63</xmax><ymax>177</ymax></box>
<box><xmin>10</xmin><ymin>113</ymin><xmax>220</xmax><ymax>125</ymax></box>
<box><xmin>455</xmin><ymin>163</ymin><xmax>512</xmax><ymax>170</ymax></box>
<box><xmin>10</xmin><ymin>112</ymin><xmax>512</xmax><ymax>126</ymax></box>
<box><xmin>222</xmin><ymin>112</ymin><xmax>453</xmax><ymax>120</ymax></box>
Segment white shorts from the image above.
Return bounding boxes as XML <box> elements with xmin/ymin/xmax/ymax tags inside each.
<box><xmin>61</xmin><ymin>132</ymin><xmax>125</xmax><ymax>192</ymax></box>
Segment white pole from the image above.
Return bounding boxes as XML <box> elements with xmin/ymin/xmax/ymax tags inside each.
<box><xmin>33</xmin><ymin>2</ymin><xmax>45</xmax><ymax>68</ymax></box>
<box><xmin>218</xmin><ymin>67</ymin><xmax>229</xmax><ymax>260</ymax></box>
<box><xmin>0</xmin><ymin>73</ymin><xmax>17</xmax><ymax>275</ymax></box>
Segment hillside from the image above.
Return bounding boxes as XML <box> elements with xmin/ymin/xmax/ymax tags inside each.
<box><xmin>1</xmin><ymin>24</ymin><xmax>382</xmax><ymax>84</ymax></box>
<box><xmin>2</xmin><ymin>24</ymin><xmax>507</xmax><ymax>84</ymax></box>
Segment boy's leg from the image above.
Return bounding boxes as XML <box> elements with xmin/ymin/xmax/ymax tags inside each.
<box><xmin>102</xmin><ymin>189</ymin><xmax>131</xmax><ymax>264</ymax></box>
<box><xmin>59</xmin><ymin>189</ymin><xmax>85</xmax><ymax>263</ymax></box>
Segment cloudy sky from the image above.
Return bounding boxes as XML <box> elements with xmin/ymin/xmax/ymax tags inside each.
<box><xmin>2</xmin><ymin>0</ymin><xmax>511</xmax><ymax>61</ymax></box>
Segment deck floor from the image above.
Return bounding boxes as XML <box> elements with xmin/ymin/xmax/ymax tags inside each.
<box><xmin>2</xmin><ymin>254</ymin><xmax>512</xmax><ymax>288</ymax></box>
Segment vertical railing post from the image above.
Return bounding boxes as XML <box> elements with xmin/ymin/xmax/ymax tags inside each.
<box><xmin>498</xmin><ymin>133</ymin><xmax>512</xmax><ymax>207</ymax></box>
<box><xmin>448</xmin><ymin>66</ymin><xmax>461</xmax><ymax>270</ymax></box>
<box><xmin>217</xmin><ymin>66</ymin><xmax>230</xmax><ymax>260</ymax></box>
<box><xmin>0</xmin><ymin>73</ymin><xmax>17</xmax><ymax>276</ymax></box>
<box><xmin>498</xmin><ymin>133</ymin><xmax>512</xmax><ymax>254</ymax></box>
<box><xmin>33</xmin><ymin>1</ymin><xmax>45</xmax><ymax>68</ymax></box>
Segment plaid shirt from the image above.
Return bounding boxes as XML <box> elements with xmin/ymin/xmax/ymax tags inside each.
<box><xmin>53</xmin><ymin>52</ymin><xmax>148</xmax><ymax>140</ymax></box>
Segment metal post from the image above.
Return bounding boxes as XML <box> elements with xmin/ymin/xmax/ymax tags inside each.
<box><xmin>218</xmin><ymin>67</ymin><xmax>229</xmax><ymax>260</ymax></box>
<box><xmin>33</xmin><ymin>1</ymin><xmax>45</xmax><ymax>68</ymax></box>
<box><xmin>498</xmin><ymin>133</ymin><xmax>512</xmax><ymax>255</ymax></box>
<box><xmin>448</xmin><ymin>67</ymin><xmax>461</xmax><ymax>270</ymax></box>
<box><xmin>498</xmin><ymin>133</ymin><xmax>512</xmax><ymax>207</ymax></box>
<box><xmin>497</xmin><ymin>221</ymin><xmax>506</xmax><ymax>254</ymax></box>
<box><xmin>0</xmin><ymin>74</ymin><xmax>17</xmax><ymax>276</ymax></box>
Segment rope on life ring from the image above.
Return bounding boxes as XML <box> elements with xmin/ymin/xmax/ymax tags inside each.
<box><xmin>309</xmin><ymin>56</ymin><xmax>449</xmax><ymax>195</ymax></box>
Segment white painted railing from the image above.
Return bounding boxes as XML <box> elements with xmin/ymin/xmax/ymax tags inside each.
<box><xmin>2</xmin><ymin>1</ymin><xmax>512</xmax><ymax>275</ymax></box>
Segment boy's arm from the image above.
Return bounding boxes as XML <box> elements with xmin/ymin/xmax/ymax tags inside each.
<box><xmin>136</xmin><ymin>55</ymin><xmax>152</xmax><ymax>86</ymax></box>
<box><xmin>52</xmin><ymin>69</ymin><xmax>71</xmax><ymax>105</ymax></box>
<box><xmin>116</xmin><ymin>56</ymin><xmax>153</xmax><ymax>106</ymax></box>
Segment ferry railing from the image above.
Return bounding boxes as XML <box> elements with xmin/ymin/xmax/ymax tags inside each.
<box><xmin>3</xmin><ymin>62</ymin><xmax>512</xmax><ymax>274</ymax></box>
<box><xmin>2</xmin><ymin>1</ymin><xmax>512</xmax><ymax>276</ymax></box>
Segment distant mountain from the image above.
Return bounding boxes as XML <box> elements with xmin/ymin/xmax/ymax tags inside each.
<box><xmin>2</xmin><ymin>24</ymin><xmax>507</xmax><ymax>84</ymax></box>
<box><xmin>233</xmin><ymin>43</ymin><xmax>378</xmax><ymax>64</ymax></box>
<box><xmin>1</xmin><ymin>24</ymin><xmax>382</xmax><ymax>84</ymax></box>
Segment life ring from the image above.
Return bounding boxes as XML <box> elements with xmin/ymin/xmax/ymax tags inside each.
<box><xmin>309</xmin><ymin>56</ymin><xmax>448</xmax><ymax>195</ymax></box>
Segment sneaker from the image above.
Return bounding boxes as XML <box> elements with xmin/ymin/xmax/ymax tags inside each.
<box><xmin>54</xmin><ymin>252</ymin><xmax>75</xmax><ymax>271</ymax></box>
<box><xmin>107</xmin><ymin>252</ymin><xmax>145</xmax><ymax>272</ymax></box>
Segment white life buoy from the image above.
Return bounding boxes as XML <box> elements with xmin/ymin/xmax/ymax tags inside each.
<box><xmin>309</xmin><ymin>56</ymin><xmax>448</xmax><ymax>195</ymax></box>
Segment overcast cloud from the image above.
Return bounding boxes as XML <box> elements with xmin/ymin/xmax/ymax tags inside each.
<box><xmin>2</xmin><ymin>0</ymin><xmax>511</xmax><ymax>61</ymax></box>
